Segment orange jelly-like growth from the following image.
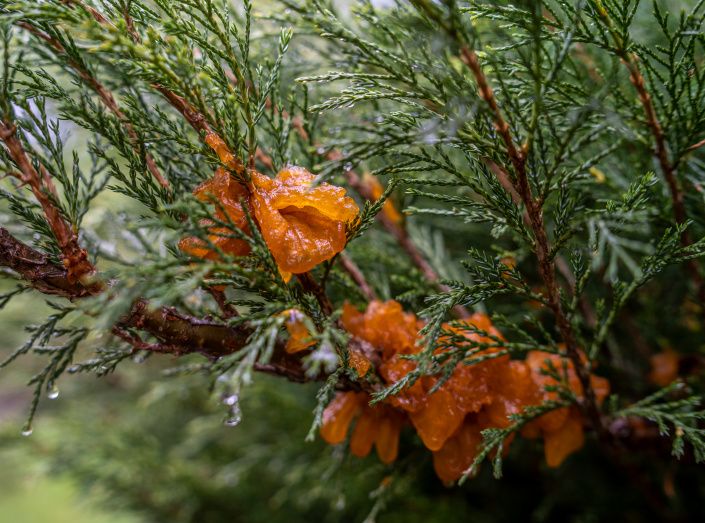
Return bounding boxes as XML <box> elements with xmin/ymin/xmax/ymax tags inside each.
<box><xmin>320</xmin><ymin>300</ymin><xmax>610</xmax><ymax>482</ymax></box>
<box><xmin>179</xmin><ymin>134</ymin><xmax>359</xmax><ymax>279</ymax></box>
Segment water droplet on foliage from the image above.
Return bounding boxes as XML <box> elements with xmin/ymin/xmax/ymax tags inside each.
<box><xmin>22</xmin><ymin>426</ymin><xmax>33</xmax><ymax>437</ymax></box>
<box><xmin>316</xmin><ymin>147</ymin><xmax>325</xmax><ymax>155</ymax></box>
<box><xmin>224</xmin><ymin>404</ymin><xmax>242</xmax><ymax>427</ymax></box>
<box><xmin>48</xmin><ymin>386</ymin><xmax>59</xmax><ymax>399</ymax></box>
<box><xmin>223</xmin><ymin>394</ymin><xmax>239</xmax><ymax>406</ymax></box>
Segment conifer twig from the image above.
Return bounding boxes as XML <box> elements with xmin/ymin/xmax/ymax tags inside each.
<box><xmin>296</xmin><ymin>271</ymin><xmax>334</xmax><ymax>316</ymax></box>
<box><xmin>620</xmin><ymin>56</ymin><xmax>705</xmax><ymax>320</ymax></box>
<box><xmin>339</xmin><ymin>252</ymin><xmax>377</xmax><ymax>301</ymax></box>
<box><xmin>458</xmin><ymin>45</ymin><xmax>607</xmax><ymax>438</ymax></box>
<box><xmin>586</xmin><ymin>0</ymin><xmax>705</xmax><ymax>320</ymax></box>
<box><xmin>484</xmin><ymin>157</ymin><xmax>597</xmax><ymax>327</ymax></box>
<box><xmin>0</xmin><ymin>119</ymin><xmax>103</xmax><ymax>292</ymax></box>
<box><xmin>14</xmin><ymin>22</ymin><xmax>168</xmax><ymax>187</ymax></box>
<box><xmin>0</xmin><ymin>225</ymin><xmax>371</xmax><ymax>387</ymax></box>
<box><xmin>290</xmin><ymin>116</ymin><xmax>472</xmax><ymax>318</ymax></box>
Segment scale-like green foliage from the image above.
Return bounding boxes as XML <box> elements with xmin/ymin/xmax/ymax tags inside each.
<box><xmin>1</xmin><ymin>0</ymin><xmax>705</xmax><ymax>520</ymax></box>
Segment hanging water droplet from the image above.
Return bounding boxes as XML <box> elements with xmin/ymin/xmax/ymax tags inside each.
<box><xmin>48</xmin><ymin>386</ymin><xmax>59</xmax><ymax>399</ymax></box>
<box><xmin>376</xmin><ymin>116</ymin><xmax>384</xmax><ymax>123</ymax></box>
<box><xmin>223</xmin><ymin>394</ymin><xmax>239</xmax><ymax>406</ymax></box>
<box><xmin>344</xmin><ymin>162</ymin><xmax>353</xmax><ymax>171</ymax></box>
<box><xmin>316</xmin><ymin>147</ymin><xmax>325</xmax><ymax>155</ymax></box>
<box><xmin>224</xmin><ymin>404</ymin><xmax>242</xmax><ymax>427</ymax></box>
<box><xmin>284</xmin><ymin>8</ymin><xmax>291</xmax><ymax>13</ymax></box>
<box><xmin>22</xmin><ymin>426</ymin><xmax>33</xmax><ymax>437</ymax></box>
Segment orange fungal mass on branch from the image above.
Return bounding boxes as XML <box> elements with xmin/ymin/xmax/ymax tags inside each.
<box><xmin>364</xmin><ymin>173</ymin><xmax>403</xmax><ymax>225</ymax></box>
<box><xmin>179</xmin><ymin>135</ymin><xmax>359</xmax><ymax>279</ymax></box>
<box><xmin>647</xmin><ymin>349</ymin><xmax>679</xmax><ymax>387</ymax></box>
<box><xmin>321</xmin><ymin>301</ymin><xmax>611</xmax><ymax>481</ymax></box>
<box><xmin>282</xmin><ymin>309</ymin><xmax>316</xmax><ymax>354</ymax></box>
<box><xmin>251</xmin><ymin>167</ymin><xmax>359</xmax><ymax>274</ymax></box>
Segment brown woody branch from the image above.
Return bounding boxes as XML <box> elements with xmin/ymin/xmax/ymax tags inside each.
<box><xmin>0</xmin><ymin>224</ymin><xmax>382</xmax><ymax>388</ymax></box>
<box><xmin>459</xmin><ymin>45</ymin><xmax>607</xmax><ymax>438</ymax></box>
<box><xmin>339</xmin><ymin>252</ymin><xmax>378</xmax><ymax>301</ymax></box>
<box><xmin>620</xmin><ymin>56</ymin><xmax>705</xmax><ymax>320</ymax></box>
<box><xmin>0</xmin><ymin>225</ymin><xmax>316</xmax><ymax>382</ymax></box>
<box><xmin>0</xmin><ymin>120</ymin><xmax>103</xmax><ymax>292</ymax></box>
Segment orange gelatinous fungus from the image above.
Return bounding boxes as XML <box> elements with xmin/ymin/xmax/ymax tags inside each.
<box><xmin>648</xmin><ymin>349</ymin><xmax>680</xmax><ymax>387</ymax></box>
<box><xmin>408</xmin><ymin>387</ymin><xmax>466</xmax><ymax>451</ymax></box>
<box><xmin>178</xmin><ymin>168</ymin><xmax>252</xmax><ymax>262</ymax></box>
<box><xmin>251</xmin><ymin>168</ymin><xmax>359</xmax><ymax>274</ymax></box>
<box><xmin>432</xmin><ymin>416</ymin><xmax>485</xmax><ymax>483</ymax></box>
<box><xmin>283</xmin><ymin>309</ymin><xmax>316</xmax><ymax>354</ymax></box>
<box><xmin>543</xmin><ymin>406</ymin><xmax>585</xmax><ymax>468</ymax></box>
<box><xmin>364</xmin><ymin>173</ymin><xmax>403</xmax><ymax>225</ymax></box>
<box><xmin>374</xmin><ymin>407</ymin><xmax>405</xmax><ymax>463</ymax></box>
<box><xmin>349</xmin><ymin>402</ymin><xmax>380</xmax><ymax>458</ymax></box>
<box><xmin>349</xmin><ymin>349</ymin><xmax>371</xmax><ymax>376</ymax></box>
<box><xmin>325</xmin><ymin>392</ymin><xmax>405</xmax><ymax>464</ymax></box>
<box><xmin>178</xmin><ymin>219</ymin><xmax>250</xmax><ymax>261</ymax></box>
<box><xmin>205</xmin><ymin>133</ymin><xmax>244</xmax><ymax>173</ymax></box>
<box><xmin>321</xmin><ymin>301</ymin><xmax>610</xmax><ymax>478</ymax></box>
<box><xmin>320</xmin><ymin>392</ymin><xmax>366</xmax><ymax>445</ymax></box>
<box><xmin>180</xmin><ymin>163</ymin><xmax>358</xmax><ymax>277</ymax></box>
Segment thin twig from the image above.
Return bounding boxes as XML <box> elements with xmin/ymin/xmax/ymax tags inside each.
<box><xmin>14</xmin><ymin>22</ymin><xmax>168</xmax><ymax>187</ymax></box>
<box><xmin>121</xmin><ymin>5</ymin><xmax>140</xmax><ymax>42</ymax></box>
<box><xmin>290</xmin><ymin>118</ymin><xmax>471</xmax><ymax>318</ymax></box>
<box><xmin>339</xmin><ymin>252</ymin><xmax>378</xmax><ymax>301</ymax></box>
<box><xmin>62</xmin><ymin>0</ymin><xmax>115</xmax><ymax>27</ymax></box>
<box><xmin>0</xmin><ymin>119</ymin><xmax>103</xmax><ymax>292</ymax></box>
<box><xmin>460</xmin><ymin>44</ymin><xmax>607</xmax><ymax>438</ymax></box>
<box><xmin>206</xmin><ymin>287</ymin><xmax>239</xmax><ymax>319</ymax></box>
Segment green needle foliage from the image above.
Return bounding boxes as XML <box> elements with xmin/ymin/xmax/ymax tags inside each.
<box><xmin>1</xmin><ymin>0</ymin><xmax>705</xmax><ymax>520</ymax></box>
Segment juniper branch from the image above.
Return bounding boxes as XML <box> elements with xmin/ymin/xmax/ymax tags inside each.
<box><xmin>0</xmin><ymin>118</ymin><xmax>102</xmax><ymax>292</ymax></box>
<box><xmin>588</xmin><ymin>0</ymin><xmax>705</xmax><ymax>321</ymax></box>
<box><xmin>0</xmin><ymin>224</ymin><xmax>338</xmax><ymax>384</ymax></box>
<box><xmin>291</xmin><ymin>116</ymin><xmax>470</xmax><ymax>318</ymax></box>
<box><xmin>431</xmin><ymin>20</ymin><xmax>608</xmax><ymax>437</ymax></box>
<box><xmin>13</xmin><ymin>21</ymin><xmax>168</xmax><ymax>187</ymax></box>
